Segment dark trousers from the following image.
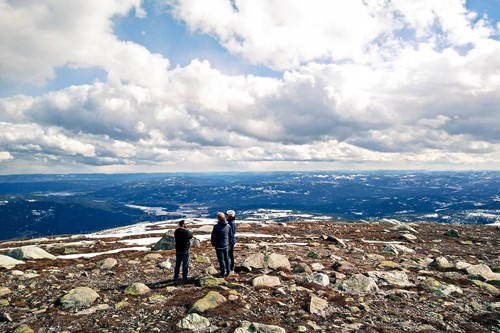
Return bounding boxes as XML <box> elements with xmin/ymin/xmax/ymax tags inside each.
<box><xmin>215</xmin><ymin>247</ymin><xmax>230</xmax><ymax>276</ymax></box>
<box><xmin>228</xmin><ymin>245</ymin><xmax>234</xmax><ymax>271</ymax></box>
<box><xmin>174</xmin><ymin>250</ymin><xmax>190</xmax><ymax>281</ymax></box>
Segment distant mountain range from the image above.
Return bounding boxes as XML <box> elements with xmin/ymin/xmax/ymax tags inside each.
<box><xmin>1</xmin><ymin>171</ymin><xmax>499</xmax><ymax>241</ymax></box>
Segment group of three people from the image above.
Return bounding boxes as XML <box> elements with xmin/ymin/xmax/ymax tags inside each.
<box><xmin>173</xmin><ymin>210</ymin><xmax>236</xmax><ymax>282</ymax></box>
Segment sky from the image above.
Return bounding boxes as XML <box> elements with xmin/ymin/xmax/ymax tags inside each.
<box><xmin>0</xmin><ymin>0</ymin><xmax>499</xmax><ymax>175</ymax></box>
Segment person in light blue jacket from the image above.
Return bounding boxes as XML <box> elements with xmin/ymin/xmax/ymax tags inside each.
<box><xmin>211</xmin><ymin>211</ymin><xmax>233</xmax><ymax>277</ymax></box>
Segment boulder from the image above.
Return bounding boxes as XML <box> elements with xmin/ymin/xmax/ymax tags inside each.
<box><xmin>0</xmin><ymin>254</ymin><xmax>24</xmax><ymax>269</ymax></box>
<box><xmin>176</xmin><ymin>313</ymin><xmax>211</xmax><ymax>331</ymax></box>
<box><xmin>300</xmin><ymin>272</ymin><xmax>330</xmax><ymax>287</ymax></box>
<box><xmin>465</xmin><ymin>264</ymin><xmax>500</xmax><ymax>285</ymax></box>
<box><xmin>336</xmin><ymin>274</ymin><xmax>379</xmax><ymax>294</ymax></box>
<box><xmin>419</xmin><ymin>277</ymin><xmax>463</xmax><ymax>297</ymax></box>
<box><xmin>151</xmin><ymin>232</ymin><xmax>176</xmax><ymax>251</ymax></box>
<box><xmin>431</xmin><ymin>256</ymin><xmax>452</xmax><ymax>269</ymax></box>
<box><xmin>309</xmin><ymin>295</ymin><xmax>328</xmax><ymax>315</ymax></box>
<box><xmin>367</xmin><ymin>270</ymin><xmax>414</xmax><ymax>287</ymax></box>
<box><xmin>267</xmin><ymin>253</ymin><xmax>291</xmax><ymax>271</ymax></box>
<box><xmin>242</xmin><ymin>253</ymin><xmax>266</xmax><ymax>270</ymax></box>
<box><xmin>96</xmin><ymin>258</ymin><xmax>117</xmax><ymax>269</ymax></box>
<box><xmin>124</xmin><ymin>282</ymin><xmax>151</xmax><ymax>295</ymax></box>
<box><xmin>8</xmin><ymin>246</ymin><xmax>56</xmax><ymax>260</ymax></box>
<box><xmin>189</xmin><ymin>291</ymin><xmax>226</xmax><ymax>314</ymax></box>
<box><xmin>60</xmin><ymin>287</ymin><xmax>100</xmax><ymax>309</ymax></box>
<box><xmin>235</xmin><ymin>321</ymin><xmax>286</xmax><ymax>333</ymax></box>
<box><xmin>252</xmin><ymin>275</ymin><xmax>281</xmax><ymax>288</ymax></box>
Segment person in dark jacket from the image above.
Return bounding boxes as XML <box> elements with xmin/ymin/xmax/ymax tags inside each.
<box><xmin>174</xmin><ymin>219</ymin><xmax>193</xmax><ymax>282</ymax></box>
<box><xmin>211</xmin><ymin>212</ymin><xmax>233</xmax><ymax>277</ymax></box>
<box><xmin>226</xmin><ymin>210</ymin><xmax>236</xmax><ymax>272</ymax></box>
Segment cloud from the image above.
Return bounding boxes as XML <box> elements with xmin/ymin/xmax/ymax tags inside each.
<box><xmin>0</xmin><ymin>0</ymin><xmax>499</xmax><ymax>173</ymax></box>
<box><xmin>167</xmin><ymin>0</ymin><xmax>496</xmax><ymax>70</ymax></box>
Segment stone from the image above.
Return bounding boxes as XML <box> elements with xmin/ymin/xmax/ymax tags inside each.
<box><xmin>367</xmin><ymin>271</ymin><xmax>414</xmax><ymax>287</ymax></box>
<box><xmin>378</xmin><ymin>219</ymin><xmax>401</xmax><ymax>226</ymax></box>
<box><xmin>234</xmin><ymin>320</ymin><xmax>286</xmax><ymax>333</ymax></box>
<box><xmin>465</xmin><ymin>264</ymin><xmax>500</xmax><ymax>285</ymax></box>
<box><xmin>242</xmin><ymin>253</ymin><xmax>266</xmax><ymax>270</ymax></box>
<box><xmin>472</xmin><ymin>280</ymin><xmax>500</xmax><ymax>295</ymax></box>
<box><xmin>97</xmin><ymin>258</ymin><xmax>118</xmax><ymax>269</ymax></box>
<box><xmin>0</xmin><ymin>287</ymin><xmax>12</xmax><ymax>297</ymax></box>
<box><xmin>0</xmin><ymin>254</ymin><xmax>24</xmax><ymax>269</ymax></box>
<box><xmin>430</xmin><ymin>256</ymin><xmax>452</xmax><ymax>269</ymax></box>
<box><xmin>199</xmin><ymin>276</ymin><xmax>225</xmax><ymax>286</ymax></box>
<box><xmin>157</xmin><ymin>259</ymin><xmax>172</xmax><ymax>270</ymax></box>
<box><xmin>194</xmin><ymin>255</ymin><xmax>211</xmax><ymax>264</ymax></box>
<box><xmin>189</xmin><ymin>291</ymin><xmax>226</xmax><ymax>314</ymax></box>
<box><xmin>309</xmin><ymin>295</ymin><xmax>328</xmax><ymax>315</ymax></box>
<box><xmin>75</xmin><ymin>304</ymin><xmax>110</xmax><ymax>316</ymax></box>
<box><xmin>419</xmin><ymin>277</ymin><xmax>462</xmax><ymax>297</ymax></box>
<box><xmin>13</xmin><ymin>325</ymin><xmax>34</xmax><ymax>333</ymax></box>
<box><xmin>401</xmin><ymin>234</ymin><xmax>417</xmax><ymax>241</ymax></box>
<box><xmin>144</xmin><ymin>253</ymin><xmax>163</xmax><ymax>260</ymax></box>
<box><xmin>325</xmin><ymin>235</ymin><xmax>347</xmax><ymax>248</ymax></box>
<box><xmin>176</xmin><ymin>313</ymin><xmax>211</xmax><ymax>331</ymax></box>
<box><xmin>455</xmin><ymin>261</ymin><xmax>471</xmax><ymax>270</ymax></box>
<box><xmin>124</xmin><ymin>282</ymin><xmax>150</xmax><ymax>295</ymax></box>
<box><xmin>445</xmin><ymin>229</ymin><xmax>460</xmax><ymax>237</ymax></box>
<box><xmin>151</xmin><ymin>232</ymin><xmax>176</xmax><ymax>251</ymax></box>
<box><xmin>337</xmin><ymin>274</ymin><xmax>379</xmax><ymax>294</ymax></box>
<box><xmin>267</xmin><ymin>253</ymin><xmax>291</xmax><ymax>271</ymax></box>
<box><xmin>391</xmin><ymin>225</ymin><xmax>418</xmax><ymax>234</ymax></box>
<box><xmin>60</xmin><ymin>287</ymin><xmax>100</xmax><ymax>309</ymax></box>
<box><xmin>332</xmin><ymin>260</ymin><xmax>358</xmax><ymax>274</ymax></box>
<box><xmin>378</xmin><ymin>261</ymin><xmax>401</xmax><ymax>269</ymax></box>
<box><xmin>301</xmin><ymin>272</ymin><xmax>330</xmax><ymax>287</ymax></box>
<box><xmin>252</xmin><ymin>275</ymin><xmax>281</xmax><ymax>288</ymax></box>
<box><xmin>8</xmin><ymin>246</ymin><xmax>56</xmax><ymax>260</ymax></box>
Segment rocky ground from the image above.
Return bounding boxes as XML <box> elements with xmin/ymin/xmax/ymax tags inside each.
<box><xmin>0</xmin><ymin>220</ymin><xmax>499</xmax><ymax>333</ymax></box>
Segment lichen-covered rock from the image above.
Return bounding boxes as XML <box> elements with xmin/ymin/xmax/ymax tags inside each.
<box><xmin>419</xmin><ymin>277</ymin><xmax>463</xmax><ymax>297</ymax></box>
<box><xmin>336</xmin><ymin>274</ymin><xmax>379</xmax><ymax>294</ymax></box>
<box><xmin>472</xmin><ymin>280</ymin><xmax>500</xmax><ymax>295</ymax></box>
<box><xmin>367</xmin><ymin>271</ymin><xmax>414</xmax><ymax>287</ymax></box>
<box><xmin>13</xmin><ymin>324</ymin><xmax>34</xmax><ymax>333</ymax></box>
<box><xmin>300</xmin><ymin>272</ymin><xmax>330</xmax><ymax>287</ymax></box>
<box><xmin>235</xmin><ymin>320</ymin><xmax>286</xmax><ymax>333</ymax></box>
<box><xmin>0</xmin><ymin>286</ymin><xmax>12</xmax><ymax>297</ymax></box>
<box><xmin>8</xmin><ymin>246</ymin><xmax>56</xmax><ymax>260</ymax></box>
<box><xmin>431</xmin><ymin>256</ymin><xmax>452</xmax><ymax>269</ymax></box>
<box><xmin>60</xmin><ymin>287</ymin><xmax>100</xmax><ymax>308</ymax></box>
<box><xmin>465</xmin><ymin>264</ymin><xmax>500</xmax><ymax>285</ymax></box>
<box><xmin>124</xmin><ymin>282</ymin><xmax>150</xmax><ymax>295</ymax></box>
<box><xmin>177</xmin><ymin>313</ymin><xmax>211</xmax><ymax>331</ymax></box>
<box><xmin>189</xmin><ymin>291</ymin><xmax>226</xmax><ymax>314</ymax></box>
<box><xmin>242</xmin><ymin>253</ymin><xmax>266</xmax><ymax>270</ymax></box>
<box><xmin>199</xmin><ymin>276</ymin><xmax>225</xmax><ymax>286</ymax></box>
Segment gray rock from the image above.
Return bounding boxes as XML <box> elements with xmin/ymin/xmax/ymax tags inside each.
<box><xmin>0</xmin><ymin>254</ymin><xmax>24</xmax><ymax>269</ymax></box>
<box><xmin>465</xmin><ymin>264</ymin><xmax>500</xmax><ymax>285</ymax></box>
<box><xmin>8</xmin><ymin>246</ymin><xmax>56</xmax><ymax>260</ymax></box>
<box><xmin>242</xmin><ymin>253</ymin><xmax>266</xmax><ymax>270</ymax></box>
<box><xmin>176</xmin><ymin>313</ymin><xmax>211</xmax><ymax>331</ymax></box>
<box><xmin>366</xmin><ymin>270</ymin><xmax>414</xmax><ymax>287</ymax></box>
<box><xmin>324</xmin><ymin>235</ymin><xmax>347</xmax><ymax>248</ymax></box>
<box><xmin>96</xmin><ymin>258</ymin><xmax>117</xmax><ymax>269</ymax></box>
<box><xmin>0</xmin><ymin>287</ymin><xmax>12</xmax><ymax>297</ymax></box>
<box><xmin>60</xmin><ymin>287</ymin><xmax>100</xmax><ymax>309</ymax></box>
<box><xmin>455</xmin><ymin>261</ymin><xmax>471</xmax><ymax>270</ymax></box>
<box><xmin>252</xmin><ymin>275</ymin><xmax>281</xmax><ymax>288</ymax></box>
<box><xmin>151</xmin><ymin>232</ymin><xmax>176</xmax><ymax>251</ymax></box>
<box><xmin>301</xmin><ymin>272</ymin><xmax>330</xmax><ymax>287</ymax></box>
<box><xmin>157</xmin><ymin>259</ymin><xmax>172</xmax><ymax>270</ymax></box>
<box><xmin>391</xmin><ymin>225</ymin><xmax>418</xmax><ymax>234</ymax></box>
<box><xmin>309</xmin><ymin>295</ymin><xmax>328</xmax><ymax>315</ymax></box>
<box><xmin>267</xmin><ymin>253</ymin><xmax>291</xmax><ymax>271</ymax></box>
<box><xmin>445</xmin><ymin>229</ymin><xmax>460</xmax><ymax>237</ymax></box>
<box><xmin>337</xmin><ymin>274</ymin><xmax>379</xmax><ymax>294</ymax></box>
<box><xmin>235</xmin><ymin>320</ymin><xmax>286</xmax><ymax>333</ymax></box>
